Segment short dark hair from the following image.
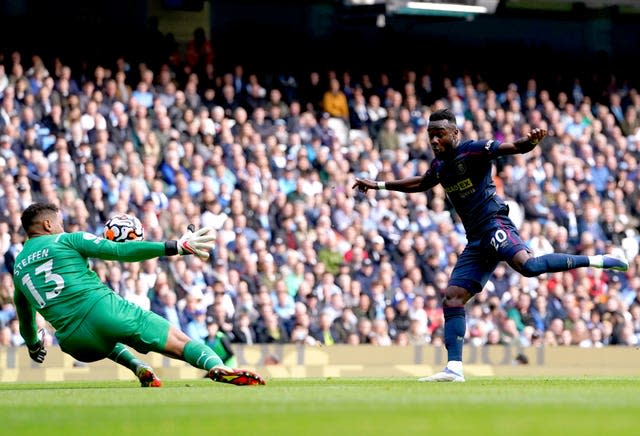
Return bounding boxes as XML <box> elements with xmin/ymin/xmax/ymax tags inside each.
<box><xmin>21</xmin><ymin>202</ymin><xmax>59</xmax><ymax>234</ymax></box>
<box><xmin>429</xmin><ymin>108</ymin><xmax>456</xmax><ymax>124</ymax></box>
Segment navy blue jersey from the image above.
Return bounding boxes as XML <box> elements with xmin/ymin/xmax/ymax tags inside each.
<box><xmin>422</xmin><ymin>138</ymin><xmax>507</xmax><ymax>237</ymax></box>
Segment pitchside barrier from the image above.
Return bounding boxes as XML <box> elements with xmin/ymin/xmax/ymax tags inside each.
<box><xmin>1</xmin><ymin>344</ymin><xmax>639</xmax><ymax>382</ymax></box>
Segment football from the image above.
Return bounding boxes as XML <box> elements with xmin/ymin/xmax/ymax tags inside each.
<box><xmin>103</xmin><ymin>214</ymin><xmax>144</xmax><ymax>242</ymax></box>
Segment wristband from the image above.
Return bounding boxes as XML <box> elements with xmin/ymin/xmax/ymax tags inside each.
<box><xmin>164</xmin><ymin>240</ymin><xmax>179</xmax><ymax>256</ymax></box>
<box><xmin>377</xmin><ymin>181</ymin><xmax>386</xmax><ymax>190</ymax></box>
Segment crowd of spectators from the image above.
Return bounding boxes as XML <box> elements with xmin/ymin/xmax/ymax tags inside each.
<box><xmin>0</xmin><ymin>31</ymin><xmax>639</xmax><ymax>356</ymax></box>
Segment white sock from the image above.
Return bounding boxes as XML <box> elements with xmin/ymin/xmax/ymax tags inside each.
<box><xmin>446</xmin><ymin>360</ymin><xmax>463</xmax><ymax>374</ymax></box>
<box><xmin>588</xmin><ymin>255</ymin><xmax>603</xmax><ymax>268</ymax></box>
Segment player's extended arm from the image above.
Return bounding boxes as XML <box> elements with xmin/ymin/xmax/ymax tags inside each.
<box><xmin>73</xmin><ymin>226</ymin><xmax>216</xmax><ymax>261</ymax></box>
<box><xmin>497</xmin><ymin>128</ymin><xmax>547</xmax><ymax>155</ymax></box>
<box><xmin>352</xmin><ymin>174</ymin><xmax>435</xmax><ymax>194</ymax></box>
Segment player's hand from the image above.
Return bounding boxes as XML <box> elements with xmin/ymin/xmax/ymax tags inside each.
<box><xmin>352</xmin><ymin>178</ymin><xmax>377</xmax><ymax>193</ymax></box>
<box><xmin>28</xmin><ymin>329</ymin><xmax>47</xmax><ymax>363</ymax></box>
<box><xmin>527</xmin><ymin>128</ymin><xmax>547</xmax><ymax>145</ymax></box>
<box><xmin>177</xmin><ymin>226</ymin><xmax>215</xmax><ymax>259</ymax></box>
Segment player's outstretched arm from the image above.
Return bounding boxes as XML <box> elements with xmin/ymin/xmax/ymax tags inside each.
<box><xmin>497</xmin><ymin>128</ymin><xmax>547</xmax><ymax>155</ymax></box>
<box><xmin>75</xmin><ymin>226</ymin><xmax>215</xmax><ymax>262</ymax></box>
<box><xmin>352</xmin><ymin>175</ymin><xmax>429</xmax><ymax>194</ymax></box>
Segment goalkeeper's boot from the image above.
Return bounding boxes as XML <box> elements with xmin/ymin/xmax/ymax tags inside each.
<box><xmin>208</xmin><ymin>366</ymin><xmax>266</xmax><ymax>386</ymax></box>
<box><xmin>418</xmin><ymin>367</ymin><xmax>465</xmax><ymax>383</ymax></box>
<box><xmin>601</xmin><ymin>254</ymin><xmax>629</xmax><ymax>272</ymax></box>
<box><xmin>136</xmin><ymin>365</ymin><xmax>162</xmax><ymax>387</ymax></box>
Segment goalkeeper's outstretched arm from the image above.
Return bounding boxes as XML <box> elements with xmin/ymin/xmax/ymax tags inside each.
<box><xmin>74</xmin><ymin>226</ymin><xmax>216</xmax><ymax>261</ymax></box>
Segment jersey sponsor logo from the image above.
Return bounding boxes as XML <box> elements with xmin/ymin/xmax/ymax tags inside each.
<box><xmin>445</xmin><ymin>178</ymin><xmax>473</xmax><ymax>193</ymax></box>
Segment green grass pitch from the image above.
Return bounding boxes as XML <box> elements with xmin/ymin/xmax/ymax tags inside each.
<box><xmin>1</xmin><ymin>377</ymin><xmax>639</xmax><ymax>435</ymax></box>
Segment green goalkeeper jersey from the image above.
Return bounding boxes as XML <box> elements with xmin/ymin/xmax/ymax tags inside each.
<box><xmin>13</xmin><ymin>231</ymin><xmax>166</xmax><ymax>347</ymax></box>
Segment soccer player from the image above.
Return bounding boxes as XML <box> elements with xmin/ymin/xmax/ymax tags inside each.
<box><xmin>13</xmin><ymin>202</ymin><xmax>265</xmax><ymax>386</ymax></box>
<box><xmin>352</xmin><ymin>108</ymin><xmax>628</xmax><ymax>382</ymax></box>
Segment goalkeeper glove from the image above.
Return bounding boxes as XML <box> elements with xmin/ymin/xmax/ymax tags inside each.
<box><xmin>177</xmin><ymin>226</ymin><xmax>215</xmax><ymax>259</ymax></box>
<box><xmin>28</xmin><ymin>329</ymin><xmax>47</xmax><ymax>363</ymax></box>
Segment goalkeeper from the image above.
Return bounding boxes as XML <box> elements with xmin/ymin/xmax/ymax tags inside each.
<box><xmin>12</xmin><ymin>202</ymin><xmax>265</xmax><ymax>387</ymax></box>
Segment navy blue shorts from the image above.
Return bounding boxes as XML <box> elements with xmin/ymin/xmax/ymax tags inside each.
<box><xmin>449</xmin><ymin>214</ymin><xmax>529</xmax><ymax>295</ymax></box>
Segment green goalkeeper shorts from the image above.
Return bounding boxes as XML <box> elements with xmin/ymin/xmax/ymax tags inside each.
<box><xmin>58</xmin><ymin>292</ymin><xmax>170</xmax><ymax>362</ymax></box>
